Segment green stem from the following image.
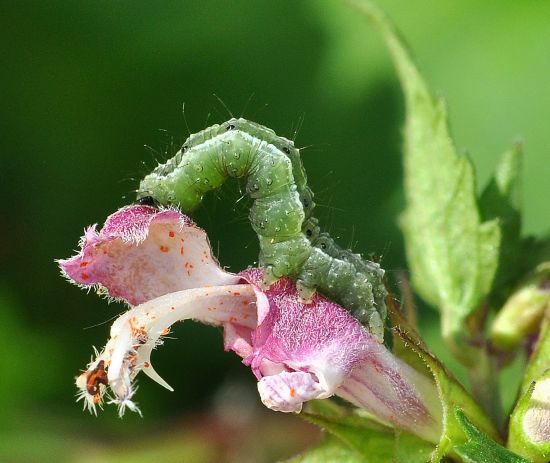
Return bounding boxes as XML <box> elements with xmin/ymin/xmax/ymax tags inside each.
<box><xmin>442</xmin><ymin>312</ymin><xmax>504</xmax><ymax>432</ymax></box>
<box><xmin>466</xmin><ymin>347</ymin><xmax>504</xmax><ymax>432</ymax></box>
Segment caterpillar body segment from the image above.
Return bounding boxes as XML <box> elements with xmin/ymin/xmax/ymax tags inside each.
<box><xmin>139</xmin><ymin>120</ymin><xmax>310</xmax><ymax>282</ymax></box>
<box><xmin>138</xmin><ymin>118</ymin><xmax>387</xmax><ymax>341</ymax></box>
<box><xmin>301</xmin><ymin>217</ymin><xmax>387</xmax><ymax>334</ymax></box>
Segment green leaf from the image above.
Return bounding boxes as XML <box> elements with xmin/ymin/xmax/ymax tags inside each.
<box><xmin>394</xmin><ymin>430</ymin><xmax>436</xmax><ymax>463</ymax></box>
<box><xmin>348</xmin><ymin>0</ymin><xmax>501</xmax><ymax>347</ymax></box>
<box><xmin>480</xmin><ymin>143</ymin><xmax>523</xmax><ymax>292</ymax></box>
<box><xmin>298</xmin><ymin>399</ymin><xmax>439</xmax><ymax>462</ymax></box>
<box><xmin>453</xmin><ymin>409</ymin><xmax>530</xmax><ymax>463</ymax></box>
<box><xmin>284</xmin><ymin>435</ymin><xmax>365</xmax><ymax>463</ymax></box>
<box><xmin>301</xmin><ymin>400</ymin><xmax>396</xmax><ymax>462</ymax></box>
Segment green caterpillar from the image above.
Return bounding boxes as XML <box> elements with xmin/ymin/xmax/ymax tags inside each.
<box><xmin>138</xmin><ymin>118</ymin><xmax>387</xmax><ymax>340</ymax></box>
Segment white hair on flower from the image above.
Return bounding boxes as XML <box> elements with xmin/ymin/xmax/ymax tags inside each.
<box><xmin>75</xmin><ymin>284</ymin><xmax>256</xmax><ymax>416</ymax></box>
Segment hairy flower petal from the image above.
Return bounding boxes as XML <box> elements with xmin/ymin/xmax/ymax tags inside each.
<box><xmin>337</xmin><ymin>354</ymin><xmax>442</xmax><ymax>443</ymax></box>
<box><xmin>59</xmin><ymin>205</ymin><xmax>239</xmax><ymax>305</ymax></box>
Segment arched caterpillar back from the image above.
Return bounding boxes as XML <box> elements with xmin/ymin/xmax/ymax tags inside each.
<box><xmin>138</xmin><ymin>118</ymin><xmax>387</xmax><ymax>340</ymax></box>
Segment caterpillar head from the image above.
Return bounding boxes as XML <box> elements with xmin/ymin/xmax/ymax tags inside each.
<box><xmin>138</xmin><ymin>173</ymin><xmax>202</xmax><ymax>212</ymax></box>
<box><xmin>137</xmin><ymin>174</ymin><xmax>173</xmax><ymax>205</ymax></box>
<box><xmin>136</xmin><ymin>195</ymin><xmax>161</xmax><ymax>208</ymax></box>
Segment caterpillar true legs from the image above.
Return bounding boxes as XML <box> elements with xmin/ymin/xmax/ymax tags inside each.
<box><xmin>138</xmin><ymin>118</ymin><xmax>387</xmax><ymax>341</ymax></box>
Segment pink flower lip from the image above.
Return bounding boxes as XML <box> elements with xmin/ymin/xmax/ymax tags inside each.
<box><xmin>58</xmin><ymin>204</ymin><xmax>239</xmax><ymax>306</ymax></box>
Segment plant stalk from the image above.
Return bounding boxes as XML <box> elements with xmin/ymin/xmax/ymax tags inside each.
<box><xmin>442</xmin><ymin>309</ymin><xmax>504</xmax><ymax>432</ymax></box>
<box><xmin>467</xmin><ymin>347</ymin><xmax>504</xmax><ymax>432</ymax></box>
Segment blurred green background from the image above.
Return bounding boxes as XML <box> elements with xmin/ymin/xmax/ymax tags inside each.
<box><xmin>1</xmin><ymin>1</ymin><xmax>549</xmax><ymax>461</ymax></box>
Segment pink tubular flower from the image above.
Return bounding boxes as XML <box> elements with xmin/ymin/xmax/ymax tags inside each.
<box><xmin>59</xmin><ymin>205</ymin><xmax>442</xmax><ymax>443</ymax></box>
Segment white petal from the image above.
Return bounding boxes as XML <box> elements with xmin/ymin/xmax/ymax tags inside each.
<box><xmin>258</xmin><ymin>371</ymin><xmax>326</xmax><ymax>413</ymax></box>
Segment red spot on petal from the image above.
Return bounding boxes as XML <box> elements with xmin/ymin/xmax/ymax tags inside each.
<box><xmin>168</xmin><ymin>231</ymin><xmax>175</xmax><ymax>238</ymax></box>
<box><xmin>160</xmin><ymin>245</ymin><xmax>169</xmax><ymax>253</ymax></box>
<box><xmin>233</xmin><ymin>292</ymin><xmax>241</xmax><ymax>296</ymax></box>
<box><xmin>79</xmin><ymin>261</ymin><xmax>89</xmax><ymax>268</ymax></box>
<box><xmin>180</xmin><ymin>246</ymin><xmax>185</xmax><ymax>255</ymax></box>
<box><xmin>144</xmin><ymin>362</ymin><xmax>150</xmax><ymax>368</ymax></box>
<box><xmin>242</xmin><ymin>300</ymin><xmax>249</xmax><ymax>305</ymax></box>
<box><xmin>290</xmin><ymin>388</ymin><xmax>296</xmax><ymax>398</ymax></box>
<box><xmin>229</xmin><ymin>316</ymin><xmax>237</xmax><ymax>323</ymax></box>
<box><xmin>161</xmin><ymin>328</ymin><xmax>170</xmax><ymax>336</ymax></box>
<box><xmin>81</xmin><ymin>272</ymin><xmax>90</xmax><ymax>280</ymax></box>
<box><xmin>170</xmin><ymin>306</ymin><xmax>175</xmax><ymax>311</ymax></box>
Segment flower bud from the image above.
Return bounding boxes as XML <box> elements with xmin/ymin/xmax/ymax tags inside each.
<box><xmin>509</xmin><ymin>371</ymin><xmax>550</xmax><ymax>463</ymax></box>
<box><xmin>491</xmin><ymin>264</ymin><xmax>550</xmax><ymax>351</ymax></box>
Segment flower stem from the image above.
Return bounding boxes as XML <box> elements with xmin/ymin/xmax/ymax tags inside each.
<box><xmin>443</xmin><ymin>305</ymin><xmax>504</xmax><ymax>432</ymax></box>
<box><xmin>467</xmin><ymin>347</ymin><xmax>504</xmax><ymax>432</ymax></box>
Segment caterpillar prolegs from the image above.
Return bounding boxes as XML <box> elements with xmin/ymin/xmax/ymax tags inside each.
<box><xmin>138</xmin><ymin>118</ymin><xmax>387</xmax><ymax>341</ymax></box>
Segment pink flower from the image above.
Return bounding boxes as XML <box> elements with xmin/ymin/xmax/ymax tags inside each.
<box><xmin>59</xmin><ymin>205</ymin><xmax>442</xmax><ymax>442</ymax></box>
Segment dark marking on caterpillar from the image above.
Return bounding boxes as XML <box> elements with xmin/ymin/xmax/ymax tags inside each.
<box><xmin>138</xmin><ymin>118</ymin><xmax>387</xmax><ymax>340</ymax></box>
